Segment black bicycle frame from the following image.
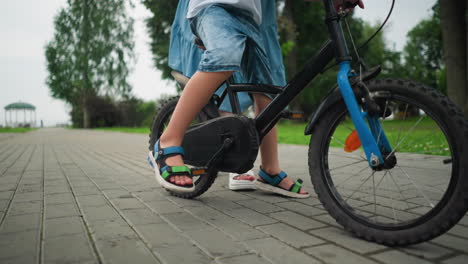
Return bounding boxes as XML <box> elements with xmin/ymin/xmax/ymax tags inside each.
<box><xmin>234</xmin><ymin>0</ymin><xmax>353</xmax><ymax>140</ymax></box>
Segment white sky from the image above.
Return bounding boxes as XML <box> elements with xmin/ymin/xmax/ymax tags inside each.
<box><xmin>0</xmin><ymin>0</ymin><xmax>436</xmax><ymax>127</ymax></box>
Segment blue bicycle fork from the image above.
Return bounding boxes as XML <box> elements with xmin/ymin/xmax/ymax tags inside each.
<box><xmin>337</xmin><ymin>62</ymin><xmax>393</xmax><ymax>167</ymax></box>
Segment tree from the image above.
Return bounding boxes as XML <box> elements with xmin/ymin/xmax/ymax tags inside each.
<box><xmin>141</xmin><ymin>0</ymin><xmax>178</xmax><ymax>80</ymax></box>
<box><xmin>403</xmin><ymin>4</ymin><xmax>445</xmax><ymax>92</ymax></box>
<box><xmin>45</xmin><ymin>0</ymin><xmax>135</xmax><ymax>128</ymax></box>
<box><xmin>439</xmin><ymin>0</ymin><xmax>467</xmax><ymax>115</ymax></box>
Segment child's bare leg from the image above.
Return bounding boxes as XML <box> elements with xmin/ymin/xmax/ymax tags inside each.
<box><xmin>159</xmin><ymin>71</ymin><xmax>233</xmax><ymax>185</ymax></box>
<box><xmin>253</xmin><ymin>94</ymin><xmax>308</xmax><ymax>194</ymax></box>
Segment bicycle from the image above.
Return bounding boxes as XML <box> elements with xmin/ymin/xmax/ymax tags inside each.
<box><xmin>148</xmin><ymin>0</ymin><xmax>468</xmax><ymax>246</ymax></box>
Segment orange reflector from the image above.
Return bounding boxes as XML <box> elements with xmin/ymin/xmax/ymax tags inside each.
<box><xmin>344</xmin><ymin>130</ymin><xmax>362</xmax><ymax>152</ymax></box>
<box><xmin>291</xmin><ymin>113</ymin><xmax>303</xmax><ymax>119</ymax></box>
<box><xmin>191</xmin><ymin>169</ymin><xmax>206</xmax><ymax>175</ymax></box>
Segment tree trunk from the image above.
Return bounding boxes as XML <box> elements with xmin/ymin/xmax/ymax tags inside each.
<box><xmin>439</xmin><ymin>0</ymin><xmax>467</xmax><ymax>116</ymax></box>
<box><xmin>283</xmin><ymin>0</ymin><xmax>301</xmax><ymax>110</ymax></box>
<box><xmin>83</xmin><ymin>98</ymin><xmax>91</xmax><ymax>128</ymax></box>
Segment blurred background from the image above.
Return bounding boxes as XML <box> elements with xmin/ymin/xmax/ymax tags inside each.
<box><xmin>1</xmin><ymin>0</ymin><xmax>465</xmax><ymax>132</ymax></box>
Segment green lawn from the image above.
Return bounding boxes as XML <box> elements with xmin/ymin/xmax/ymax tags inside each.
<box><xmin>95</xmin><ymin>117</ymin><xmax>449</xmax><ymax>155</ymax></box>
<box><xmin>0</xmin><ymin>127</ymin><xmax>38</xmax><ymax>133</ymax></box>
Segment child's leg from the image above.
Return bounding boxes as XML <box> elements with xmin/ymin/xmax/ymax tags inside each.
<box><xmin>253</xmin><ymin>94</ymin><xmax>308</xmax><ymax>195</ymax></box>
<box><xmin>159</xmin><ymin>70</ymin><xmax>233</xmax><ymax>185</ymax></box>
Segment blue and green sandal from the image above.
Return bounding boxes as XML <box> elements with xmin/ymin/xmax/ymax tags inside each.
<box><xmin>255</xmin><ymin>168</ymin><xmax>310</xmax><ymax>198</ymax></box>
<box><xmin>147</xmin><ymin>139</ymin><xmax>195</xmax><ymax>192</ymax></box>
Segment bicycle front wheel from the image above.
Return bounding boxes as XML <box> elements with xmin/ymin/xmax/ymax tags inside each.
<box><xmin>309</xmin><ymin>79</ymin><xmax>468</xmax><ymax>246</ymax></box>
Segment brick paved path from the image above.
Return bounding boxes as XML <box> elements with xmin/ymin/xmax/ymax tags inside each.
<box><xmin>0</xmin><ymin>128</ymin><xmax>466</xmax><ymax>264</ymax></box>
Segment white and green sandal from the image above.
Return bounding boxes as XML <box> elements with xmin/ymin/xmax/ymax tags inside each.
<box><xmin>255</xmin><ymin>168</ymin><xmax>310</xmax><ymax>198</ymax></box>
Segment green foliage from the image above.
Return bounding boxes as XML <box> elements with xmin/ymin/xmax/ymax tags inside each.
<box><xmin>45</xmin><ymin>0</ymin><xmax>135</xmax><ymax>127</ymax></box>
<box><xmin>141</xmin><ymin>0</ymin><xmax>178</xmax><ymax>80</ymax></box>
<box><xmin>403</xmin><ymin>4</ymin><xmax>444</xmax><ymax>90</ymax></box>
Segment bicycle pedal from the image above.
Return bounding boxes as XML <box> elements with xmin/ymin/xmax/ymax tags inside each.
<box><xmin>281</xmin><ymin>110</ymin><xmax>305</xmax><ymax>121</ymax></box>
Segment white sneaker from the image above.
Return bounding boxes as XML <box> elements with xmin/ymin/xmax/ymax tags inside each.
<box><xmin>228</xmin><ymin>170</ymin><xmax>256</xmax><ymax>191</ymax></box>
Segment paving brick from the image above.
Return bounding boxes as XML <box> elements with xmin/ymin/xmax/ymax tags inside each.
<box><xmin>13</xmin><ymin>191</ymin><xmax>42</xmax><ymax>202</ymax></box>
<box><xmin>163</xmin><ymin>212</ymin><xmax>212</xmax><ymax>231</ymax></box>
<box><xmin>46</xmin><ymin>192</ymin><xmax>75</xmax><ymax>205</ymax></box>
<box><xmin>146</xmin><ymin>200</ymin><xmax>184</xmax><ymax>214</ymax></box>
<box><xmin>1</xmin><ymin>213</ymin><xmax>41</xmax><ymax>233</ymax></box>
<box><xmin>46</xmin><ymin>203</ymin><xmax>80</xmax><ymax>219</ymax></box>
<box><xmin>371</xmin><ymin>250</ymin><xmax>432</xmax><ymax>264</ymax></box>
<box><xmin>0</xmin><ymin>199</ymin><xmax>10</xmax><ymax>211</ymax></box>
<box><xmin>132</xmin><ymin>191</ymin><xmax>166</xmax><ymax>202</ymax></box>
<box><xmin>309</xmin><ymin>227</ymin><xmax>386</xmax><ymax>254</ymax></box>
<box><xmin>46</xmin><ymin>216</ymin><xmax>86</xmax><ymax>239</ymax></box>
<box><xmin>112</xmin><ymin>197</ymin><xmax>146</xmax><ymax>210</ymax></box>
<box><xmin>166</xmin><ymin>195</ymin><xmax>206</xmax><ymax>207</ymax></box>
<box><xmin>153</xmin><ymin>242</ymin><xmax>213</xmax><ymax>264</ymax></box>
<box><xmin>187</xmin><ymin>206</ymin><xmax>268</xmax><ymax>241</ymax></box>
<box><xmin>121</xmin><ymin>208</ymin><xmax>164</xmax><ymax>226</ymax></box>
<box><xmin>186</xmin><ymin>228</ymin><xmax>250</xmax><ymax>257</ymax></box>
<box><xmin>245</xmin><ymin>237</ymin><xmax>321</xmax><ymax>264</ymax></box>
<box><xmin>304</xmin><ymin>244</ymin><xmax>379</xmax><ymax>264</ymax></box>
<box><xmin>73</xmin><ymin>186</ymin><xmax>101</xmax><ymax>196</ymax></box>
<box><xmin>89</xmin><ymin>218</ymin><xmax>138</xmax><ymax>240</ymax></box>
<box><xmin>0</xmin><ymin>184</ymin><xmax>17</xmax><ymax>192</ymax></box>
<box><xmin>236</xmin><ymin>199</ymin><xmax>283</xmax><ymax>214</ymax></box>
<box><xmin>257</xmin><ymin>223</ymin><xmax>324</xmax><ymax>248</ymax></box>
<box><xmin>243</xmin><ymin>191</ymin><xmax>291</xmax><ymax>203</ymax></box>
<box><xmin>0</xmin><ymin>191</ymin><xmax>14</xmax><ymax>200</ymax></box>
<box><xmin>276</xmin><ymin>201</ymin><xmax>327</xmax><ymax>217</ymax></box>
<box><xmin>269</xmin><ymin>211</ymin><xmax>327</xmax><ymax>230</ymax></box>
<box><xmin>210</xmin><ymin>190</ymin><xmax>252</xmax><ymax>201</ymax></box>
<box><xmin>102</xmin><ymin>188</ymin><xmax>132</xmax><ymax>199</ymax></box>
<box><xmin>81</xmin><ymin>205</ymin><xmax>121</xmax><ymax>222</ymax></box>
<box><xmin>401</xmin><ymin>242</ymin><xmax>454</xmax><ymax>260</ymax></box>
<box><xmin>9</xmin><ymin>200</ymin><xmax>42</xmax><ymax>215</ymax></box>
<box><xmin>447</xmin><ymin>224</ymin><xmax>468</xmax><ymax>239</ymax></box>
<box><xmin>45</xmin><ymin>185</ymin><xmax>71</xmax><ymax>194</ymax></box>
<box><xmin>76</xmin><ymin>194</ymin><xmax>109</xmax><ymax>207</ymax></box>
<box><xmin>134</xmin><ymin>223</ymin><xmax>189</xmax><ymax>247</ymax></box>
<box><xmin>0</xmin><ymin>230</ymin><xmax>39</xmax><ymax>261</ymax></box>
<box><xmin>216</xmin><ymin>254</ymin><xmax>272</xmax><ymax>264</ymax></box>
<box><xmin>224</xmin><ymin>208</ymin><xmax>278</xmax><ymax>226</ymax></box>
<box><xmin>204</xmin><ymin>196</ymin><xmax>244</xmax><ymax>211</ymax></box>
<box><xmin>441</xmin><ymin>254</ymin><xmax>468</xmax><ymax>264</ymax></box>
<box><xmin>44</xmin><ymin>233</ymin><xmax>96</xmax><ymax>263</ymax></box>
<box><xmin>94</xmin><ymin>237</ymin><xmax>160</xmax><ymax>264</ymax></box>
<box><xmin>432</xmin><ymin>233</ymin><xmax>468</xmax><ymax>253</ymax></box>
<box><xmin>17</xmin><ymin>183</ymin><xmax>42</xmax><ymax>193</ymax></box>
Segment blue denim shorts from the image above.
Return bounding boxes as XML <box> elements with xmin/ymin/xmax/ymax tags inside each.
<box><xmin>189</xmin><ymin>4</ymin><xmax>275</xmax><ymax>86</ymax></box>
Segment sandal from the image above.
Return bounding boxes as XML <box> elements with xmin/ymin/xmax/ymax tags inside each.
<box><xmin>229</xmin><ymin>170</ymin><xmax>256</xmax><ymax>191</ymax></box>
<box><xmin>147</xmin><ymin>139</ymin><xmax>195</xmax><ymax>192</ymax></box>
<box><xmin>255</xmin><ymin>167</ymin><xmax>310</xmax><ymax>198</ymax></box>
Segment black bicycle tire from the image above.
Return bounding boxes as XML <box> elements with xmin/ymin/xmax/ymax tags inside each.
<box><xmin>148</xmin><ymin>96</ymin><xmax>218</xmax><ymax>199</ymax></box>
<box><xmin>308</xmin><ymin>79</ymin><xmax>468</xmax><ymax>246</ymax></box>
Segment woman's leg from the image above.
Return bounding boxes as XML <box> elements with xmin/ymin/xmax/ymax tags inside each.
<box><xmin>253</xmin><ymin>94</ymin><xmax>308</xmax><ymax>194</ymax></box>
<box><xmin>159</xmin><ymin>70</ymin><xmax>233</xmax><ymax>185</ymax></box>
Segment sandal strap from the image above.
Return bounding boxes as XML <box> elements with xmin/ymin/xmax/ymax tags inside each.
<box><xmin>258</xmin><ymin>168</ymin><xmax>287</xmax><ymax>186</ymax></box>
<box><xmin>161</xmin><ymin>165</ymin><xmax>192</xmax><ymax>180</ymax></box>
<box><xmin>288</xmin><ymin>179</ymin><xmax>304</xmax><ymax>193</ymax></box>
<box><xmin>154</xmin><ymin>140</ymin><xmax>185</xmax><ymax>161</ymax></box>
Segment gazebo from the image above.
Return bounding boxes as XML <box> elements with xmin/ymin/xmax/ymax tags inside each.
<box><xmin>4</xmin><ymin>102</ymin><xmax>36</xmax><ymax>128</ymax></box>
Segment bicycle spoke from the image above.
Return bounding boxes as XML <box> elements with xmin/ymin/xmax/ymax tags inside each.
<box><xmin>386</xmin><ymin>116</ymin><xmax>425</xmax><ymax>160</ymax></box>
<box><xmin>396</xmin><ymin>165</ymin><xmax>434</xmax><ymax>208</ymax></box>
<box><xmin>336</xmin><ymin>165</ymin><xmax>369</xmax><ymax>187</ymax></box>
<box><xmin>329</xmin><ymin>160</ymin><xmax>367</xmax><ymax>172</ymax></box>
<box><xmin>345</xmin><ymin>171</ymin><xmax>376</xmax><ymax>202</ymax></box>
<box><xmin>388</xmin><ymin>170</ymin><xmax>412</xmax><ymax>210</ymax></box>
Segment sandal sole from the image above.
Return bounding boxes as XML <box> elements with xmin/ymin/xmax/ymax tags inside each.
<box><xmin>255</xmin><ymin>180</ymin><xmax>310</xmax><ymax>199</ymax></box>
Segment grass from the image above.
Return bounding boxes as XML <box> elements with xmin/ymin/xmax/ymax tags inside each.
<box><xmin>94</xmin><ymin>117</ymin><xmax>449</xmax><ymax>156</ymax></box>
<box><xmin>0</xmin><ymin>127</ymin><xmax>38</xmax><ymax>133</ymax></box>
